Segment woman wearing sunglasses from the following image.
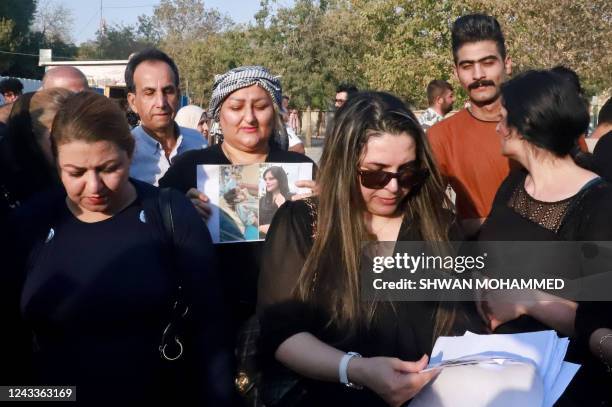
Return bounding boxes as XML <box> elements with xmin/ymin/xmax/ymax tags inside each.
<box><xmin>256</xmin><ymin>92</ymin><xmax>478</xmax><ymax>406</ymax></box>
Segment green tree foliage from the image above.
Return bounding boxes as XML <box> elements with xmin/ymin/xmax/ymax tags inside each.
<box><xmin>78</xmin><ymin>23</ymin><xmax>157</xmax><ymax>60</ymax></box>
<box><xmin>135</xmin><ymin>15</ymin><xmax>163</xmax><ymax>45</ymax></box>
<box><xmin>351</xmin><ymin>0</ymin><xmax>463</xmax><ymax>106</ymax></box>
<box><xmin>1</xmin><ymin>0</ymin><xmax>78</xmax><ymax>78</ymax></box>
<box><xmin>33</xmin><ymin>0</ymin><xmax>75</xmax><ymax>43</ymax></box>
<box><xmin>474</xmin><ymin>0</ymin><xmax>611</xmax><ymax>96</ymax></box>
<box><xmin>190</xmin><ymin>0</ymin><xmax>610</xmax><ymax>109</ymax></box>
<box><xmin>152</xmin><ymin>0</ymin><xmax>236</xmax><ymax>105</ymax></box>
<box><xmin>154</xmin><ymin>0</ymin><xmax>231</xmax><ymax>42</ymax></box>
<box><xmin>0</xmin><ymin>0</ymin><xmax>37</xmax><ymax>73</ymax></box>
<box><xmin>0</xmin><ymin>0</ymin><xmax>37</xmax><ymax>43</ymax></box>
<box><xmin>260</xmin><ymin>0</ymin><xmax>370</xmax><ymax>108</ymax></box>
<box><xmin>65</xmin><ymin>0</ymin><xmax>611</xmax><ymax>109</ymax></box>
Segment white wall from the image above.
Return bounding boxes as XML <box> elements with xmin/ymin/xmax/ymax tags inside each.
<box><xmin>0</xmin><ymin>76</ymin><xmax>43</xmax><ymax>95</ymax></box>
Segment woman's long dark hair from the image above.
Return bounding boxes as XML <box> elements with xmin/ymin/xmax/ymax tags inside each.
<box><xmin>262</xmin><ymin>166</ymin><xmax>291</xmax><ymax>207</ymax></box>
<box><xmin>295</xmin><ymin>91</ymin><xmax>455</xmax><ymax>340</ymax></box>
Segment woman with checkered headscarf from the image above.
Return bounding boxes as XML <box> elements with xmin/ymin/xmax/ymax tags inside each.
<box><xmin>207</xmin><ymin>65</ymin><xmax>288</xmax><ymax>150</ymax></box>
<box><xmin>158</xmin><ymin>65</ymin><xmax>315</xmax><ymax>345</ymax></box>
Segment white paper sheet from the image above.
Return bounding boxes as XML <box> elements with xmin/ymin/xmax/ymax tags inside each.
<box><xmin>545</xmin><ymin>362</ymin><xmax>580</xmax><ymax>407</ymax></box>
<box><xmin>420</xmin><ymin>330</ymin><xmax>579</xmax><ymax>407</ymax></box>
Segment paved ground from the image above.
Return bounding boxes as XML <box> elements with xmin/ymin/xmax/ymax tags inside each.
<box><xmin>303</xmin><ymin>137</ymin><xmax>324</xmax><ymax>164</ymax></box>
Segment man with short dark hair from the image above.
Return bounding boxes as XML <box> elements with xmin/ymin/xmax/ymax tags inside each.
<box><xmin>0</xmin><ymin>78</ymin><xmax>23</xmax><ymax>104</ymax></box>
<box><xmin>325</xmin><ymin>83</ymin><xmax>358</xmax><ymax>138</ymax></box>
<box><xmin>125</xmin><ymin>48</ymin><xmax>206</xmax><ymax>185</ymax></box>
<box><xmin>334</xmin><ymin>83</ymin><xmax>358</xmax><ymax>108</ymax></box>
<box><xmin>42</xmin><ymin>66</ymin><xmax>89</xmax><ymax>92</ymax></box>
<box><xmin>428</xmin><ymin>14</ymin><xmax>513</xmax><ymax>236</ymax></box>
<box><xmin>419</xmin><ymin>80</ymin><xmax>455</xmax><ymax>131</ymax></box>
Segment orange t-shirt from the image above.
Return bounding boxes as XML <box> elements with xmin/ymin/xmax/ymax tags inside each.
<box><xmin>577</xmin><ymin>134</ymin><xmax>588</xmax><ymax>152</ymax></box>
<box><xmin>428</xmin><ymin>109</ymin><xmax>512</xmax><ymax>220</ymax></box>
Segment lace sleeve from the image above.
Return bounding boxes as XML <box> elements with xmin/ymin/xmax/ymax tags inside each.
<box><xmin>256</xmin><ymin>199</ymin><xmax>316</xmax><ymax>313</ymax></box>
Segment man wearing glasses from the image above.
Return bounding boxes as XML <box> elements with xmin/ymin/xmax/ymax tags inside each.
<box><xmin>325</xmin><ymin>83</ymin><xmax>358</xmax><ymax>138</ymax></box>
<box><xmin>334</xmin><ymin>83</ymin><xmax>358</xmax><ymax>109</ymax></box>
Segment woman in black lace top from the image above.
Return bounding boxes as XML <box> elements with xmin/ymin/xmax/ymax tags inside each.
<box><xmin>478</xmin><ymin>70</ymin><xmax>612</xmax><ymax>404</ymax></box>
<box><xmin>257</xmin><ymin>92</ymin><xmax>482</xmax><ymax>406</ymax></box>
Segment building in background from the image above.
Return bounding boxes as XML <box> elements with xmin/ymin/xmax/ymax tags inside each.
<box><xmin>39</xmin><ymin>49</ymin><xmax>128</xmax><ymax>100</ymax></box>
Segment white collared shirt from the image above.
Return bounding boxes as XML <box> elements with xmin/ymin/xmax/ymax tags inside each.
<box><xmin>285</xmin><ymin>124</ymin><xmax>303</xmax><ymax>147</ymax></box>
<box><xmin>130</xmin><ymin>124</ymin><xmax>207</xmax><ymax>186</ymax></box>
<box><xmin>418</xmin><ymin>107</ymin><xmax>444</xmax><ymax>131</ymax></box>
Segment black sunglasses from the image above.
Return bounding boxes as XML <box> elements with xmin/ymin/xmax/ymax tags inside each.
<box><xmin>358</xmin><ymin>166</ymin><xmax>429</xmax><ymax>189</ymax></box>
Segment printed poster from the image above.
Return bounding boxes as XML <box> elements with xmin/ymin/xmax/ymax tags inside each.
<box><xmin>196</xmin><ymin>162</ymin><xmax>313</xmax><ymax>243</ymax></box>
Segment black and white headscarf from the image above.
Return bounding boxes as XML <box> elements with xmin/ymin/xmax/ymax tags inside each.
<box><xmin>208</xmin><ymin>65</ymin><xmax>282</xmax><ymax>120</ymax></box>
<box><xmin>208</xmin><ymin>65</ymin><xmax>287</xmax><ymax>150</ymax></box>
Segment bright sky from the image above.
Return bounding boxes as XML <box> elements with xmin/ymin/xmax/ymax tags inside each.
<box><xmin>63</xmin><ymin>0</ymin><xmax>291</xmax><ymax>45</ymax></box>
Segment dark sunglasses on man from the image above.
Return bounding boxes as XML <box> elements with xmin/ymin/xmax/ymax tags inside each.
<box><xmin>358</xmin><ymin>165</ymin><xmax>429</xmax><ymax>189</ymax></box>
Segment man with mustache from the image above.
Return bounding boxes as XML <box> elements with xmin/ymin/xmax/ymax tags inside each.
<box><xmin>428</xmin><ymin>14</ymin><xmax>513</xmax><ymax>236</ymax></box>
<box><xmin>126</xmin><ymin>48</ymin><xmax>206</xmax><ymax>186</ymax></box>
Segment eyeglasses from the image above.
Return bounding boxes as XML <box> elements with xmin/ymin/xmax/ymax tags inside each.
<box><xmin>358</xmin><ymin>166</ymin><xmax>429</xmax><ymax>189</ymax></box>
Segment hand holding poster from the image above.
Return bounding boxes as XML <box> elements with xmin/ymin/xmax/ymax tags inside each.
<box><xmin>197</xmin><ymin>162</ymin><xmax>313</xmax><ymax>243</ymax></box>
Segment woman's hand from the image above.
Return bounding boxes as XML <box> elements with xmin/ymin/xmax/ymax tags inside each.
<box><xmin>292</xmin><ymin>180</ymin><xmax>319</xmax><ymax>200</ymax></box>
<box><xmin>479</xmin><ymin>289</ymin><xmax>530</xmax><ymax>331</ymax></box>
<box><xmin>479</xmin><ymin>287</ymin><xmax>577</xmax><ymax>335</ymax></box>
<box><xmin>349</xmin><ymin>354</ymin><xmax>437</xmax><ymax>407</ymax></box>
<box><xmin>590</xmin><ymin>328</ymin><xmax>612</xmax><ymax>364</ymax></box>
<box><xmin>186</xmin><ymin>188</ymin><xmax>212</xmax><ymax>221</ymax></box>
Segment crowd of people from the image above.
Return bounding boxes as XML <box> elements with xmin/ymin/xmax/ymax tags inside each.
<box><xmin>0</xmin><ymin>12</ymin><xmax>611</xmax><ymax>407</ymax></box>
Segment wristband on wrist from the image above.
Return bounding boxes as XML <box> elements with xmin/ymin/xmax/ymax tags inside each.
<box><xmin>598</xmin><ymin>333</ymin><xmax>612</xmax><ymax>373</ymax></box>
<box><xmin>339</xmin><ymin>352</ymin><xmax>363</xmax><ymax>389</ymax></box>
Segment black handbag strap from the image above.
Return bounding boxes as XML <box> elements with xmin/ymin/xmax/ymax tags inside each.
<box><xmin>156</xmin><ymin>187</ymin><xmax>189</xmax><ymax>361</ymax></box>
<box><xmin>158</xmin><ymin>187</ymin><xmax>176</xmax><ymax>267</ymax></box>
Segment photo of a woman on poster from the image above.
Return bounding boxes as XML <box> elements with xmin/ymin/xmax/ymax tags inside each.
<box><xmin>259</xmin><ymin>166</ymin><xmax>294</xmax><ymax>236</ymax></box>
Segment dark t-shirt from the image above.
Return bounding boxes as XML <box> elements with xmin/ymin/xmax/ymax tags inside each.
<box><xmin>159</xmin><ymin>143</ymin><xmax>315</xmax><ymax>333</ymax></box>
<box><xmin>1</xmin><ymin>181</ymin><xmax>235</xmax><ymax>405</ymax></box>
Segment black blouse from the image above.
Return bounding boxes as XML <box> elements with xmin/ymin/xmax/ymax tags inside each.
<box><xmin>257</xmin><ymin>198</ymin><xmax>483</xmax><ymax>406</ymax></box>
<box><xmin>259</xmin><ymin>192</ymin><xmax>294</xmax><ymax>228</ymax></box>
<box><xmin>479</xmin><ymin>170</ymin><xmax>612</xmax><ymax>405</ymax></box>
<box><xmin>159</xmin><ymin>143</ymin><xmax>315</xmax><ymax>333</ymax></box>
